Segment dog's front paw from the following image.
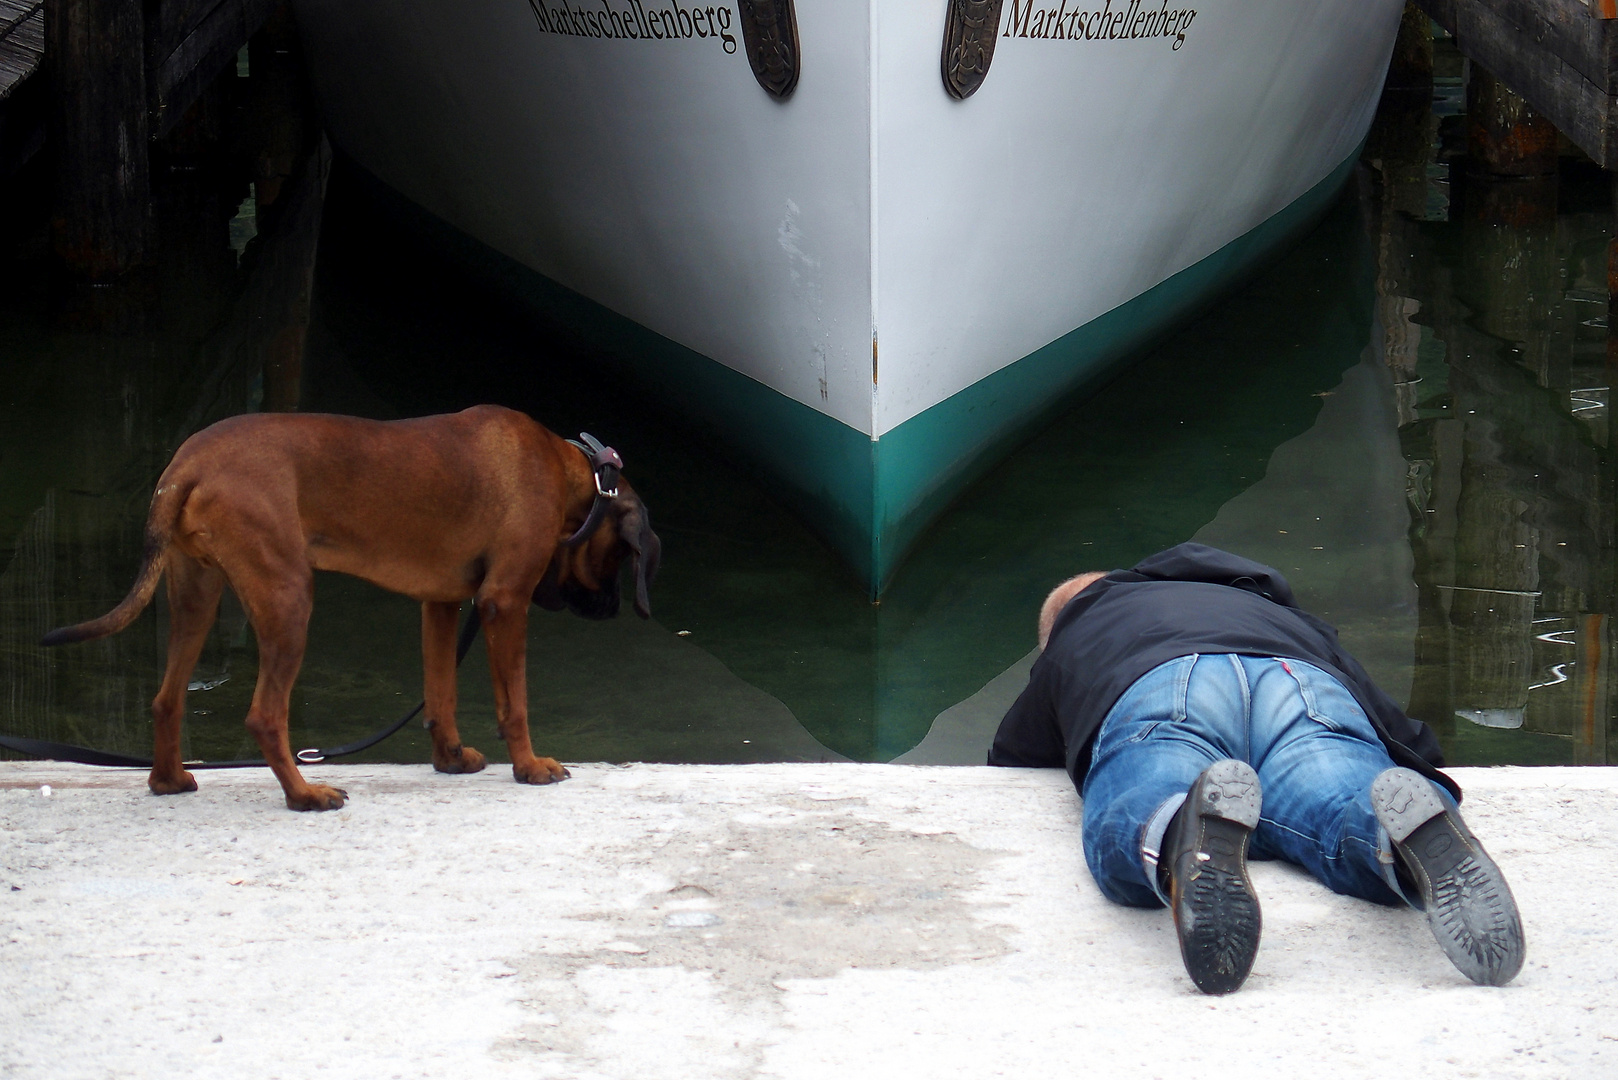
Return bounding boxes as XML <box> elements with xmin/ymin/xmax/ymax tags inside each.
<box><xmin>285</xmin><ymin>784</ymin><xmax>348</xmax><ymax>811</ymax></box>
<box><xmin>148</xmin><ymin>769</ymin><xmax>198</xmax><ymax>796</ymax></box>
<box><xmin>433</xmin><ymin>744</ymin><xmax>487</xmax><ymax>774</ymax></box>
<box><xmin>513</xmin><ymin>757</ymin><xmax>571</xmax><ymax>785</ymax></box>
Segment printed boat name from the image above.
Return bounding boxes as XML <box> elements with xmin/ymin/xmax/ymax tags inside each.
<box><xmin>525</xmin><ymin>0</ymin><xmax>739</xmax><ymax>52</ymax></box>
<box><xmin>1004</xmin><ymin>0</ymin><xmax>1197</xmax><ymax>49</ymax></box>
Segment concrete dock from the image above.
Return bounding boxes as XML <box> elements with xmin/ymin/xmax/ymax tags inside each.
<box><xmin>1</xmin><ymin>761</ymin><xmax>1615</xmax><ymax>1079</ymax></box>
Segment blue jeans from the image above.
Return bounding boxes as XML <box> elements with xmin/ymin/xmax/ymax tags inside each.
<box><xmin>1081</xmin><ymin>654</ymin><xmax>1417</xmax><ymax>909</ymax></box>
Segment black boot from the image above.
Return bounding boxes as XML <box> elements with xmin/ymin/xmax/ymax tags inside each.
<box><xmin>1371</xmin><ymin>768</ymin><xmax>1525</xmax><ymax>986</ymax></box>
<box><xmin>1159</xmin><ymin>759</ymin><xmax>1263</xmax><ymax>995</ymax></box>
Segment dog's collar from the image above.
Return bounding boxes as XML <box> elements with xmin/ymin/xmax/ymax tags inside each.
<box><xmin>560</xmin><ymin>433</ymin><xmax>623</xmax><ymax>548</ymax></box>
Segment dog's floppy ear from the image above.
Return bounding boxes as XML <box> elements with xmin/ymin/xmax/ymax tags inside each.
<box><xmin>616</xmin><ymin>495</ymin><xmax>660</xmax><ymax>619</ymax></box>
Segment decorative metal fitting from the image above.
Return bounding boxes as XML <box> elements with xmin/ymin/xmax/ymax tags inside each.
<box><xmin>738</xmin><ymin>0</ymin><xmax>800</xmax><ymax>99</ymax></box>
<box><xmin>941</xmin><ymin>0</ymin><xmax>1004</xmax><ymax>100</ymax></box>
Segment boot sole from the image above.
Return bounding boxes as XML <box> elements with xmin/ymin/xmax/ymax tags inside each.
<box><xmin>1371</xmin><ymin>768</ymin><xmax>1525</xmax><ymax>987</ymax></box>
<box><xmin>1174</xmin><ymin>760</ymin><xmax>1262</xmax><ymax>995</ymax></box>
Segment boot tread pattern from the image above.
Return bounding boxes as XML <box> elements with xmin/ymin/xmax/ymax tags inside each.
<box><xmin>1371</xmin><ymin>768</ymin><xmax>1525</xmax><ymax>987</ymax></box>
<box><xmin>1178</xmin><ymin>816</ymin><xmax>1262</xmax><ymax>994</ymax></box>
<box><xmin>1170</xmin><ymin>760</ymin><xmax>1263</xmax><ymax>995</ymax></box>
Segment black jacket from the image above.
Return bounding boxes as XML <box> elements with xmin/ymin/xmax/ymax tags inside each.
<box><xmin>988</xmin><ymin>543</ymin><xmax>1458</xmax><ymax>800</ymax></box>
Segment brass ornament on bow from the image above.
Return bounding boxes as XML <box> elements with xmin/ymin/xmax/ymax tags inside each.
<box><xmin>941</xmin><ymin>0</ymin><xmax>1004</xmax><ymax>100</ymax></box>
<box><xmin>737</xmin><ymin>0</ymin><xmax>801</xmax><ymax>99</ymax></box>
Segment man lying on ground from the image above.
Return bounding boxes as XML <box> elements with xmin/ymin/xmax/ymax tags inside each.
<box><xmin>989</xmin><ymin>542</ymin><xmax>1524</xmax><ymax>993</ymax></box>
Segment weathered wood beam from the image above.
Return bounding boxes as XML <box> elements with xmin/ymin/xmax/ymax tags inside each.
<box><xmin>1424</xmin><ymin>0</ymin><xmax>1615</xmax><ymax>89</ymax></box>
<box><xmin>0</xmin><ymin>1</ymin><xmax>44</xmax><ymax>99</ymax></box>
<box><xmin>1420</xmin><ymin>0</ymin><xmax>1618</xmax><ymax>166</ymax></box>
<box><xmin>149</xmin><ymin>0</ymin><xmax>278</xmax><ymax>139</ymax></box>
<box><xmin>0</xmin><ymin>0</ymin><xmax>45</xmax><ymax>175</ymax></box>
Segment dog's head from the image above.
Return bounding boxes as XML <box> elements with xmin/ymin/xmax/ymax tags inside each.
<box><xmin>533</xmin><ymin>483</ymin><xmax>661</xmax><ymax>621</ymax></box>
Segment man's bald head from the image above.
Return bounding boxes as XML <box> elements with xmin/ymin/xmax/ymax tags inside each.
<box><xmin>1038</xmin><ymin>572</ymin><xmax>1107</xmax><ymax>651</ymax></box>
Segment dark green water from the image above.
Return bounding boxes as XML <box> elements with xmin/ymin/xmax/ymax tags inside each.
<box><xmin>2</xmin><ymin>71</ymin><xmax>1613</xmax><ymax>771</ymax></box>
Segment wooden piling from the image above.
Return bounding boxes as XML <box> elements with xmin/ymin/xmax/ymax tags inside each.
<box><xmin>244</xmin><ymin>5</ymin><xmax>311</xmax><ymax>215</ymax></box>
<box><xmin>34</xmin><ymin>0</ymin><xmax>283</xmax><ymax>278</ymax></box>
<box><xmin>254</xmin><ymin>139</ymin><xmax>329</xmax><ymax>412</ymax></box>
<box><xmin>45</xmin><ymin>0</ymin><xmax>152</xmax><ymax>277</ymax></box>
<box><xmin>1387</xmin><ymin>1</ymin><xmax>1435</xmax><ymax>91</ymax></box>
<box><xmin>1468</xmin><ymin>64</ymin><xmax>1560</xmax><ymax>176</ymax></box>
<box><xmin>1607</xmin><ymin>216</ymin><xmax>1618</xmax><ymax>368</ymax></box>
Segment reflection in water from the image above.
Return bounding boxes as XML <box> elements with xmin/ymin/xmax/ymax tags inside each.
<box><xmin>322</xmin><ymin>166</ymin><xmax>1378</xmax><ymax>764</ymax></box>
<box><xmin>1367</xmin><ymin>33</ymin><xmax>1614</xmax><ymax>767</ymax></box>
<box><xmin>0</xmin><ymin>134</ymin><xmax>326</xmax><ymax>765</ymax></box>
<box><xmin>1</xmin><ymin>42</ymin><xmax>1613</xmax><ymax>768</ymax></box>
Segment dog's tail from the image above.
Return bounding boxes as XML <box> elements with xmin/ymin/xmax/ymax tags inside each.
<box><xmin>40</xmin><ymin>481</ymin><xmax>187</xmax><ymax>647</ymax></box>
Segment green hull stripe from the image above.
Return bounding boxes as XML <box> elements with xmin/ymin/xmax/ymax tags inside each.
<box><xmin>357</xmin><ymin>151</ymin><xmax>1358</xmax><ymax>594</ymax></box>
<box><xmin>869</xmin><ymin>151</ymin><xmax>1362</xmax><ymax>590</ymax></box>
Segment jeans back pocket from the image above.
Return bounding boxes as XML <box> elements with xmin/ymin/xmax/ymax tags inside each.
<box><xmin>1278</xmin><ymin>658</ymin><xmax>1347</xmax><ymax>733</ymax></box>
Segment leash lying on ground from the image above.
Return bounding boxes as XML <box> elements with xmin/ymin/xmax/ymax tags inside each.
<box><xmin>0</xmin><ymin>607</ymin><xmax>481</xmax><ymax>770</ymax></box>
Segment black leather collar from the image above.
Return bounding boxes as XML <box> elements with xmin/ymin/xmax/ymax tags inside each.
<box><xmin>560</xmin><ymin>433</ymin><xmax>623</xmax><ymax>547</ymax></box>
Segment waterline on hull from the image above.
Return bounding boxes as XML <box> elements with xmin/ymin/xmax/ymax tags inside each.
<box><xmin>345</xmin><ymin>148</ymin><xmax>1361</xmax><ymax>594</ymax></box>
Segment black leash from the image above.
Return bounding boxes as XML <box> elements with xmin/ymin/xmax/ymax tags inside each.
<box><xmin>0</xmin><ymin>607</ymin><xmax>482</xmax><ymax>770</ymax></box>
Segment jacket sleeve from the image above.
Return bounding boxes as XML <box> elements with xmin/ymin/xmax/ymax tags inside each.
<box><xmin>988</xmin><ymin>657</ymin><xmax>1066</xmax><ymax>768</ymax></box>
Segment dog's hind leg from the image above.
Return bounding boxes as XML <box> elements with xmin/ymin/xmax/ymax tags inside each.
<box><xmin>148</xmin><ymin>553</ymin><xmax>226</xmax><ymax>795</ymax></box>
<box><xmin>233</xmin><ymin>566</ymin><xmax>347</xmax><ymax>811</ymax></box>
<box><xmin>478</xmin><ymin>588</ymin><xmax>569</xmax><ymax>786</ymax></box>
<box><xmin>423</xmin><ymin>600</ymin><xmax>486</xmax><ymax>774</ymax></box>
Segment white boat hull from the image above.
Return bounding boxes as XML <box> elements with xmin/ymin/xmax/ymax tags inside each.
<box><xmin>291</xmin><ymin>0</ymin><xmax>1403</xmax><ymax>588</ymax></box>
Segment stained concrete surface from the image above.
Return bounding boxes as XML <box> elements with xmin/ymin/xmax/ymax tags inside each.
<box><xmin>1</xmin><ymin>762</ymin><xmax>1615</xmax><ymax>1079</ymax></box>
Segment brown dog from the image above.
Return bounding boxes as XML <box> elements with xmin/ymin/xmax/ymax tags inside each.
<box><xmin>41</xmin><ymin>405</ymin><xmax>659</xmax><ymax>811</ymax></box>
